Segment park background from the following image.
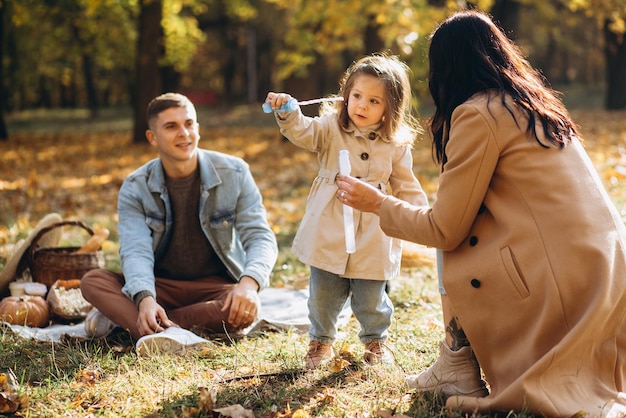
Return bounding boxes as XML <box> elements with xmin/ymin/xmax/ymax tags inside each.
<box><xmin>1</xmin><ymin>0</ymin><xmax>626</xmax><ymax>417</ymax></box>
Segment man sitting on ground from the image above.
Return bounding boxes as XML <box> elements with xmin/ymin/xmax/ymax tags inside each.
<box><xmin>81</xmin><ymin>92</ymin><xmax>278</xmax><ymax>355</ymax></box>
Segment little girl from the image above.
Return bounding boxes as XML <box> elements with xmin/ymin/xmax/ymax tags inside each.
<box><xmin>265</xmin><ymin>54</ymin><xmax>428</xmax><ymax>369</ymax></box>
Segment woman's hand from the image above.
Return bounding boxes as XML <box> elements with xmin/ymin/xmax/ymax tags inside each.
<box><xmin>336</xmin><ymin>175</ymin><xmax>386</xmax><ymax>216</ymax></box>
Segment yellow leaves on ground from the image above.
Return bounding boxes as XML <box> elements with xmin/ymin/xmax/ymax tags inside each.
<box><xmin>0</xmin><ymin>372</ymin><xmax>28</xmax><ymax>414</ymax></box>
<box><xmin>328</xmin><ymin>342</ymin><xmax>355</xmax><ymax>373</ymax></box>
<box><xmin>274</xmin><ymin>403</ymin><xmax>312</xmax><ymax>417</ymax></box>
<box><xmin>0</xmin><ymin>126</ymin><xmax>316</xmax><ymax>232</ymax></box>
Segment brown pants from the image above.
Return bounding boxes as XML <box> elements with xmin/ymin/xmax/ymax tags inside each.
<box><xmin>80</xmin><ymin>268</ymin><xmax>238</xmax><ymax>340</ymax></box>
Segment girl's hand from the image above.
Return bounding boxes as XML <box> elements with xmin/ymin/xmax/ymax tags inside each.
<box><xmin>265</xmin><ymin>92</ymin><xmax>293</xmax><ymax>112</ymax></box>
<box><xmin>336</xmin><ymin>175</ymin><xmax>386</xmax><ymax>216</ymax></box>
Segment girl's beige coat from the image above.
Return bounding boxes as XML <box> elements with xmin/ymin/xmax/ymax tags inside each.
<box><xmin>381</xmin><ymin>92</ymin><xmax>626</xmax><ymax>416</ymax></box>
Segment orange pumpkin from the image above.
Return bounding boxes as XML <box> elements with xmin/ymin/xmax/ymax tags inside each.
<box><xmin>0</xmin><ymin>295</ymin><xmax>49</xmax><ymax>327</ymax></box>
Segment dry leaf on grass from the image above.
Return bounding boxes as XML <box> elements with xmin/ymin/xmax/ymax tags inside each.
<box><xmin>0</xmin><ymin>372</ymin><xmax>28</xmax><ymax>413</ymax></box>
<box><xmin>273</xmin><ymin>402</ymin><xmax>312</xmax><ymax>417</ymax></box>
<box><xmin>213</xmin><ymin>404</ymin><xmax>255</xmax><ymax>417</ymax></box>
<box><xmin>181</xmin><ymin>385</ymin><xmax>217</xmax><ymax>416</ymax></box>
<box><xmin>0</xmin><ymin>392</ymin><xmax>21</xmax><ymax>414</ymax></box>
<box><xmin>198</xmin><ymin>386</ymin><xmax>216</xmax><ymax>411</ymax></box>
<box><xmin>181</xmin><ymin>405</ymin><xmax>199</xmax><ymax>417</ymax></box>
<box><xmin>75</xmin><ymin>368</ymin><xmax>99</xmax><ymax>386</ymax></box>
<box><xmin>328</xmin><ymin>357</ymin><xmax>350</xmax><ymax>372</ymax></box>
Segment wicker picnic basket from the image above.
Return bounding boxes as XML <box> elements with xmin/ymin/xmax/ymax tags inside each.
<box><xmin>27</xmin><ymin>221</ymin><xmax>105</xmax><ymax>287</ymax></box>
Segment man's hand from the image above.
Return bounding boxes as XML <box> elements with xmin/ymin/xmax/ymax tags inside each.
<box><xmin>137</xmin><ymin>296</ymin><xmax>174</xmax><ymax>337</ymax></box>
<box><xmin>221</xmin><ymin>276</ymin><xmax>260</xmax><ymax>329</ymax></box>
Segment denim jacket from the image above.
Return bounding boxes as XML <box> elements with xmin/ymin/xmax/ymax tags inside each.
<box><xmin>117</xmin><ymin>149</ymin><xmax>278</xmax><ymax>301</ymax></box>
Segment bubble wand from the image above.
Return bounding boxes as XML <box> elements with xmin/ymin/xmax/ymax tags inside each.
<box><xmin>262</xmin><ymin>97</ymin><xmax>344</xmax><ymax>113</ymax></box>
<box><xmin>339</xmin><ymin>150</ymin><xmax>356</xmax><ymax>254</ymax></box>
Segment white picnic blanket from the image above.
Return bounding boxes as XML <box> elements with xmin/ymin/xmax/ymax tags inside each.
<box><xmin>3</xmin><ymin>287</ymin><xmax>353</xmax><ymax>342</ymax></box>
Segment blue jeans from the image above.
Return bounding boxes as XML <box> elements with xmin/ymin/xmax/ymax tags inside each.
<box><xmin>308</xmin><ymin>266</ymin><xmax>393</xmax><ymax>344</ymax></box>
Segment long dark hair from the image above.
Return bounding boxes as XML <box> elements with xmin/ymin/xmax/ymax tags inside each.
<box><xmin>428</xmin><ymin>9</ymin><xmax>578</xmax><ymax>164</ymax></box>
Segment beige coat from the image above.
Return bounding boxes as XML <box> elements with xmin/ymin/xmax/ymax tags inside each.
<box><xmin>276</xmin><ymin>110</ymin><xmax>427</xmax><ymax>280</ymax></box>
<box><xmin>380</xmin><ymin>92</ymin><xmax>626</xmax><ymax>416</ymax></box>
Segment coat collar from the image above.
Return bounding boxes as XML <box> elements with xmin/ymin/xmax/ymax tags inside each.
<box><xmin>340</xmin><ymin>120</ymin><xmax>391</xmax><ymax>143</ymax></box>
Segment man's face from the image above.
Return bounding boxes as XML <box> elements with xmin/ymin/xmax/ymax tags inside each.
<box><xmin>146</xmin><ymin>105</ymin><xmax>200</xmax><ymax>172</ymax></box>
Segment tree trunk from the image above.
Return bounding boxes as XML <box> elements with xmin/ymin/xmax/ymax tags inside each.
<box><xmin>247</xmin><ymin>24</ymin><xmax>257</xmax><ymax>104</ymax></box>
<box><xmin>489</xmin><ymin>0</ymin><xmax>521</xmax><ymax>40</ymax></box>
<box><xmin>0</xmin><ymin>0</ymin><xmax>8</xmax><ymax>140</ymax></box>
<box><xmin>364</xmin><ymin>14</ymin><xmax>385</xmax><ymax>54</ymax></box>
<box><xmin>70</xmin><ymin>19</ymin><xmax>99</xmax><ymax>118</ymax></box>
<box><xmin>82</xmin><ymin>54</ymin><xmax>99</xmax><ymax>118</ymax></box>
<box><xmin>605</xmin><ymin>19</ymin><xmax>626</xmax><ymax>110</ymax></box>
<box><xmin>132</xmin><ymin>0</ymin><xmax>163</xmax><ymax>143</ymax></box>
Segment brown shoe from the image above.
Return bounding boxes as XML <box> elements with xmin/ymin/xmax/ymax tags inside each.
<box><xmin>305</xmin><ymin>340</ymin><xmax>336</xmax><ymax>369</ymax></box>
<box><xmin>363</xmin><ymin>341</ymin><xmax>393</xmax><ymax>365</ymax></box>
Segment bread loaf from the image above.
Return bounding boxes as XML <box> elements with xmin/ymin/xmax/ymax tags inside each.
<box><xmin>75</xmin><ymin>229</ymin><xmax>109</xmax><ymax>254</ymax></box>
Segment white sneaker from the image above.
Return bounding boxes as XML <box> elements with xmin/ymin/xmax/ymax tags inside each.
<box><xmin>84</xmin><ymin>309</ymin><xmax>118</xmax><ymax>338</ymax></box>
<box><xmin>135</xmin><ymin>326</ymin><xmax>210</xmax><ymax>357</ymax></box>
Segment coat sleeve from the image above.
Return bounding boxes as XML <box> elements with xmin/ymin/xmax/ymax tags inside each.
<box><xmin>380</xmin><ymin>102</ymin><xmax>500</xmax><ymax>250</ymax></box>
<box><xmin>274</xmin><ymin>110</ymin><xmax>333</xmax><ymax>152</ymax></box>
<box><xmin>389</xmin><ymin>144</ymin><xmax>428</xmax><ymax>206</ymax></box>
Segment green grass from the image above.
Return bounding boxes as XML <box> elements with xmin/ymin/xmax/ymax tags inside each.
<box><xmin>1</xmin><ymin>269</ymin><xmax>462</xmax><ymax>417</ymax></box>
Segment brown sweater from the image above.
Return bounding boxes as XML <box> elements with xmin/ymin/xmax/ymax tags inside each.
<box><xmin>155</xmin><ymin>167</ymin><xmax>227</xmax><ymax>280</ymax></box>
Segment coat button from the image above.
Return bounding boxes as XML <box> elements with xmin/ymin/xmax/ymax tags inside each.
<box><xmin>469</xmin><ymin>236</ymin><xmax>478</xmax><ymax>246</ymax></box>
<box><xmin>471</xmin><ymin>278</ymin><xmax>481</xmax><ymax>288</ymax></box>
<box><xmin>368</xmin><ymin>132</ymin><xmax>376</xmax><ymax>140</ymax></box>
<box><xmin>360</xmin><ymin>152</ymin><xmax>369</xmax><ymax>160</ymax></box>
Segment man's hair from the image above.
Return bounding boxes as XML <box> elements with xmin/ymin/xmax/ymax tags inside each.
<box><xmin>146</xmin><ymin>93</ymin><xmax>194</xmax><ymax>127</ymax></box>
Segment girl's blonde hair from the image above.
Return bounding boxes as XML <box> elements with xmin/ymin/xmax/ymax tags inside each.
<box><xmin>322</xmin><ymin>53</ymin><xmax>421</xmax><ymax>146</ymax></box>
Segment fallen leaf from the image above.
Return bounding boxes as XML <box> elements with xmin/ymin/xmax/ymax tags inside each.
<box><xmin>181</xmin><ymin>405</ymin><xmax>199</xmax><ymax>417</ymax></box>
<box><xmin>0</xmin><ymin>392</ymin><xmax>20</xmax><ymax>414</ymax></box>
<box><xmin>197</xmin><ymin>386</ymin><xmax>216</xmax><ymax>411</ymax></box>
<box><xmin>328</xmin><ymin>357</ymin><xmax>350</xmax><ymax>372</ymax></box>
<box><xmin>213</xmin><ymin>404</ymin><xmax>255</xmax><ymax>417</ymax></box>
<box><xmin>0</xmin><ymin>372</ymin><xmax>25</xmax><ymax>414</ymax></box>
<box><xmin>77</xmin><ymin>369</ymin><xmax>98</xmax><ymax>386</ymax></box>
